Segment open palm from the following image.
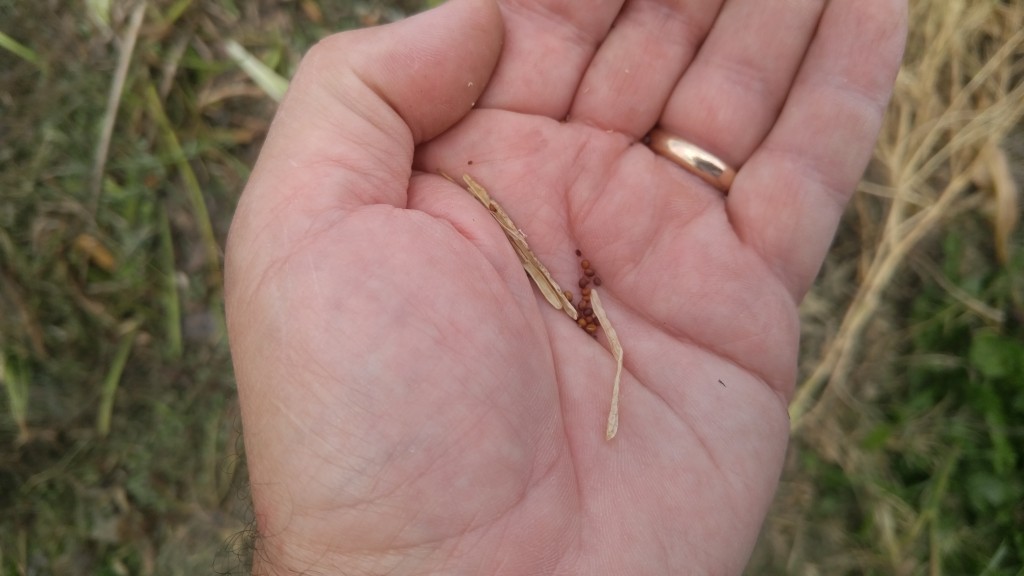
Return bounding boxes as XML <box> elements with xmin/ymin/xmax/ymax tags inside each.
<box><xmin>225</xmin><ymin>0</ymin><xmax>905</xmax><ymax>573</ymax></box>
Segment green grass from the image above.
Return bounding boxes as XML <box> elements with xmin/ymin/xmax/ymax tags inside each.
<box><xmin>0</xmin><ymin>1</ymin><xmax>425</xmax><ymax>573</ymax></box>
<box><xmin>751</xmin><ymin>1</ymin><xmax>1024</xmax><ymax>573</ymax></box>
<box><xmin>1</xmin><ymin>0</ymin><xmax>1022</xmax><ymax>574</ymax></box>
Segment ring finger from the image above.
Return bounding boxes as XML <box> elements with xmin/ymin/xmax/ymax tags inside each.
<box><xmin>658</xmin><ymin>0</ymin><xmax>826</xmax><ymax>170</ymax></box>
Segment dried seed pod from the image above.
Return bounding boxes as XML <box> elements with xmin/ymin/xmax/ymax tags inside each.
<box><xmin>457</xmin><ymin>174</ymin><xmax>577</xmax><ymax>320</ymax></box>
<box><xmin>450</xmin><ymin>174</ymin><xmax>625</xmax><ymax>441</ymax></box>
<box><xmin>589</xmin><ymin>289</ymin><xmax>623</xmax><ymax>440</ymax></box>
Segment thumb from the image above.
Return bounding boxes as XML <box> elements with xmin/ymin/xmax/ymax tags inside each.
<box><xmin>240</xmin><ymin>0</ymin><xmax>503</xmax><ymax>216</ymax></box>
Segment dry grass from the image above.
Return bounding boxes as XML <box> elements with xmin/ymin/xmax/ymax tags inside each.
<box><xmin>752</xmin><ymin>0</ymin><xmax>1024</xmax><ymax>573</ymax></box>
<box><xmin>791</xmin><ymin>0</ymin><xmax>1024</xmax><ymax>429</ymax></box>
<box><xmin>0</xmin><ymin>1</ymin><xmax>422</xmax><ymax>574</ymax></box>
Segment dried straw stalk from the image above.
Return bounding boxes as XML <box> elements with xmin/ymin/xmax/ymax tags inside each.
<box><xmin>454</xmin><ymin>174</ymin><xmax>624</xmax><ymax>439</ymax></box>
<box><xmin>460</xmin><ymin>175</ymin><xmax>578</xmax><ymax>320</ymax></box>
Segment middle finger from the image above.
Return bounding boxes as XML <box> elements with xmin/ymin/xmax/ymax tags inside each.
<box><xmin>568</xmin><ymin>0</ymin><xmax>726</xmax><ymax>137</ymax></box>
<box><xmin>657</xmin><ymin>0</ymin><xmax>826</xmax><ymax>170</ymax></box>
<box><xmin>477</xmin><ymin>0</ymin><xmax>626</xmax><ymax>118</ymax></box>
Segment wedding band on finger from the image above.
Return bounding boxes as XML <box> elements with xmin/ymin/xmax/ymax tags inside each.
<box><xmin>645</xmin><ymin>127</ymin><xmax>737</xmax><ymax>193</ymax></box>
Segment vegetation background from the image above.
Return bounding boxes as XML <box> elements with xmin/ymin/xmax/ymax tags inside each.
<box><xmin>1</xmin><ymin>0</ymin><xmax>1022</xmax><ymax>574</ymax></box>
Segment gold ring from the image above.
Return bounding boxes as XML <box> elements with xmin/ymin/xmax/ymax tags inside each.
<box><xmin>645</xmin><ymin>127</ymin><xmax>736</xmax><ymax>193</ymax></box>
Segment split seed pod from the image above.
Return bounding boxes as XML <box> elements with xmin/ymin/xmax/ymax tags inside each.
<box><xmin>459</xmin><ymin>175</ymin><xmax>578</xmax><ymax>320</ymax></box>
<box><xmin>589</xmin><ymin>289</ymin><xmax>623</xmax><ymax>440</ymax></box>
<box><xmin>450</xmin><ymin>173</ymin><xmax>624</xmax><ymax>440</ymax></box>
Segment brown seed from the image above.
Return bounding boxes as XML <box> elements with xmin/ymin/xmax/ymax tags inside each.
<box><xmin>585</xmin><ymin>323</ymin><xmax>598</xmax><ymax>334</ymax></box>
<box><xmin>575</xmin><ymin>249</ymin><xmax>582</xmax><ymax>257</ymax></box>
<box><xmin>577</xmin><ymin>317</ymin><xmax>588</xmax><ymax>328</ymax></box>
<box><xmin>593</xmin><ymin>276</ymin><xmax>602</xmax><ymax>286</ymax></box>
<box><xmin>582</xmin><ymin>286</ymin><xmax>592</xmax><ymax>297</ymax></box>
<box><xmin>585</xmin><ymin>268</ymin><xmax>596</xmax><ymax>277</ymax></box>
<box><xmin>578</xmin><ymin>277</ymin><xmax>590</xmax><ymax>288</ymax></box>
<box><xmin>563</xmin><ymin>290</ymin><xmax>574</xmax><ymax>302</ymax></box>
<box><xmin>582</xmin><ymin>306</ymin><xmax>594</xmax><ymax>318</ymax></box>
<box><xmin>581</xmin><ymin>259</ymin><xmax>591</xmax><ymax>270</ymax></box>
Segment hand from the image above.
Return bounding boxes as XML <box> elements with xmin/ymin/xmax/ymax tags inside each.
<box><xmin>225</xmin><ymin>0</ymin><xmax>906</xmax><ymax>573</ymax></box>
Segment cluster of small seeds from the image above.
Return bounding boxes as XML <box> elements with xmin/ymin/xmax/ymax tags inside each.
<box><xmin>564</xmin><ymin>249</ymin><xmax>603</xmax><ymax>337</ymax></box>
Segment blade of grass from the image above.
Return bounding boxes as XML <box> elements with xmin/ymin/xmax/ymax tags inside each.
<box><xmin>86</xmin><ymin>0</ymin><xmax>112</xmax><ymax>29</ymax></box>
<box><xmin>0</xmin><ymin>30</ymin><xmax>44</xmax><ymax>71</ymax></box>
<box><xmin>1</xmin><ymin>267</ymin><xmax>47</xmax><ymax>358</ymax></box>
<box><xmin>89</xmin><ymin>1</ymin><xmax>147</xmax><ymax>216</ymax></box>
<box><xmin>199</xmin><ymin>393</ymin><xmax>225</xmax><ymax>506</ymax></box>
<box><xmin>96</xmin><ymin>325</ymin><xmax>138</xmax><ymax>438</ymax></box>
<box><xmin>158</xmin><ymin>204</ymin><xmax>183</xmax><ymax>359</ymax></box>
<box><xmin>904</xmin><ymin>446</ymin><xmax>959</xmax><ymax>554</ymax></box>
<box><xmin>224</xmin><ymin>39</ymin><xmax>289</xmax><ymax>102</ymax></box>
<box><xmin>143</xmin><ymin>81</ymin><xmax>222</xmax><ymax>282</ymax></box>
<box><xmin>978</xmin><ymin>541</ymin><xmax>1011</xmax><ymax>576</ymax></box>
<box><xmin>162</xmin><ymin>0</ymin><xmax>196</xmax><ymax>28</ymax></box>
<box><xmin>1</xmin><ymin>349</ymin><xmax>30</xmax><ymax>443</ymax></box>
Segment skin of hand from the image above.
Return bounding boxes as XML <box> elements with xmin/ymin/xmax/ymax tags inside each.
<box><xmin>224</xmin><ymin>0</ymin><xmax>907</xmax><ymax>574</ymax></box>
